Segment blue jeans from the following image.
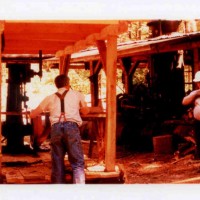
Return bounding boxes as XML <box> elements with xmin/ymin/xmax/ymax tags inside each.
<box><xmin>50</xmin><ymin>121</ymin><xmax>85</xmax><ymax>184</ymax></box>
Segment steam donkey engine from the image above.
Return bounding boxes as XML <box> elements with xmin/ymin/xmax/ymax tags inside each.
<box><xmin>2</xmin><ymin>62</ymin><xmax>42</xmax><ymax>154</ymax></box>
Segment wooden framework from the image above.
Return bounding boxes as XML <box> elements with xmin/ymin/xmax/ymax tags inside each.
<box><xmin>2</xmin><ymin>19</ymin><xmax>200</xmax><ymax>178</ymax></box>
<box><xmin>64</xmin><ymin>30</ymin><xmax>200</xmax><ymax>173</ymax></box>
<box><xmin>105</xmin><ymin>35</ymin><xmax>117</xmax><ymax>171</ymax></box>
<box><xmin>2</xmin><ymin>20</ymin><xmax>125</xmax><ymax>54</ymax></box>
<box><xmin>0</xmin><ymin>20</ymin><xmax>129</xmax><ymax>176</ymax></box>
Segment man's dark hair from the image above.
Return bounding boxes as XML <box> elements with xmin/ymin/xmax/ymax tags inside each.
<box><xmin>54</xmin><ymin>74</ymin><xmax>70</xmax><ymax>88</ymax></box>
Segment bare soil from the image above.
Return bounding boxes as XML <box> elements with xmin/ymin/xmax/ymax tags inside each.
<box><xmin>1</xmin><ymin>140</ymin><xmax>200</xmax><ymax>184</ymax></box>
<box><xmin>116</xmin><ymin>149</ymin><xmax>200</xmax><ymax>184</ymax></box>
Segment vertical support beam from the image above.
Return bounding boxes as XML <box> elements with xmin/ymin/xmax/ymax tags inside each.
<box><xmin>193</xmin><ymin>48</ymin><xmax>200</xmax><ymax>74</ymax></box>
<box><xmin>118</xmin><ymin>58</ymin><xmax>129</xmax><ymax>93</ymax></box>
<box><xmin>59</xmin><ymin>54</ymin><xmax>71</xmax><ymax>75</ymax></box>
<box><xmin>96</xmin><ymin>40</ymin><xmax>107</xmax><ymax>73</ymax></box>
<box><xmin>38</xmin><ymin>50</ymin><xmax>43</xmax><ymax>79</ymax></box>
<box><xmin>59</xmin><ymin>56</ymin><xmax>65</xmax><ymax>74</ymax></box>
<box><xmin>63</xmin><ymin>54</ymin><xmax>71</xmax><ymax>75</ymax></box>
<box><xmin>0</xmin><ymin>21</ymin><xmax>4</xmax><ymax>177</ymax></box>
<box><xmin>105</xmin><ymin>35</ymin><xmax>117</xmax><ymax>172</ymax></box>
<box><xmin>121</xmin><ymin>57</ymin><xmax>133</xmax><ymax>94</ymax></box>
<box><xmin>89</xmin><ymin>61</ymin><xmax>95</xmax><ymax>106</ymax></box>
<box><xmin>89</xmin><ymin>61</ymin><xmax>101</xmax><ymax>106</ymax></box>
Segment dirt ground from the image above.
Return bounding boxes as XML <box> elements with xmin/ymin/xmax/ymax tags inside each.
<box><xmin>0</xmin><ymin>133</ymin><xmax>199</xmax><ymax>184</ymax></box>
<box><xmin>1</xmin><ymin>141</ymin><xmax>200</xmax><ymax>184</ymax></box>
<box><xmin>116</xmin><ymin>149</ymin><xmax>200</xmax><ymax>184</ymax></box>
<box><xmin>1</xmin><ymin>150</ymin><xmax>200</xmax><ymax>200</ymax></box>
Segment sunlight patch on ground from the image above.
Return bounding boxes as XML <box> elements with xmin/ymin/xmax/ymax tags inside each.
<box><xmin>173</xmin><ymin>176</ymin><xmax>200</xmax><ymax>183</ymax></box>
<box><xmin>141</xmin><ymin>163</ymin><xmax>161</xmax><ymax>171</ymax></box>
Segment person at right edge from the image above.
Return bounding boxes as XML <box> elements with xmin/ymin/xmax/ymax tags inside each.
<box><xmin>182</xmin><ymin>71</ymin><xmax>200</xmax><ymax>160</ymax></box>
<box><xmin>30</xmin><ymin>74</ymin><xmax>90</xmax><ymax>183</ymax></box>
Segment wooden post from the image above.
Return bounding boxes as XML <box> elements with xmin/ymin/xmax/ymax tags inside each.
<box><xmin>105</xmin><ymin>35</ymin><xmax>117</xmax><ymax>172</ymax></box>
<box><xmin>96</xmin><ymin>40</ymin><xmax>107</xmax><ymax>73</ymax></box>
<box><xmin>119</xmin><ymin>58</ymin><xmax>132</xmax><ymax>94</ymax></box>
<box><xmin>59</xmin><ymin>56</ymin><xmax>64</xmax><ymax>74</ymax></box>
<box><xmin>0</xmin><ymin>21</ymin><xmax>4</xmax><ymax>178</ymax></box>
<box><xmin>59</xmin><ymin>54</ymin><xmax>71</xmax><ymax>75</ymax></box>
<box><xmin>89</xmin><ymin>61</ymin><xmax>100</xmax><ymax>106</ymax></box>
<box><xmin>89</xmin><ymin>61</ymin><xmax>95</xmax><ymax>106</ymax></box>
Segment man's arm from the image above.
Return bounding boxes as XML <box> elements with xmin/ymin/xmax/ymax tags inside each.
<box><xmin>80</xmin><ymin>101</ymin><xmax>90</xmax><ymax>115</ymax></box>
<box><xmin>30</xmin><ymin>96</ymin><xmax>49</xmax><ymax>118</ymax></box>
<box><xmin>182</xmin><ymin>90</ymin><xmax>200</xmax><ymax>105</ymax></box>
<box><xmin>79</xmin><ymin>93</ymin><xmax>90</xmax><ymax>115</ymax></box>
<box><xmin>30</xmin><ymin>105</ymin><xmax>43</xmax><ymax>118</ymax></box>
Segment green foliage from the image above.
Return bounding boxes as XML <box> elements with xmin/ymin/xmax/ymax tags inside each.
<box><xmin>118</xmin><ymin>21</ymin><xmax>150</xmax><ymax>42</ymax></box>
<box><xmin>68</xmin><ymin>69</ymin><xmax>90</xmax><ymax>94</ymax></box>
<box><xmin>132</xmin><ymin>67</ymin><xmax>149</xmax><ymax>86</ymax></box>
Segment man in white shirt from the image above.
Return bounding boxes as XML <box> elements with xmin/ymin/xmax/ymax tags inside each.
<box><xmin>30</xmin><ymin>74</ymin><xmax>90</xmax><ymax>183</ymax></box>
<box><xmin>182</xmin><ymin>71</ymin><xmax>200</xmax><ymax>159</ymax></box>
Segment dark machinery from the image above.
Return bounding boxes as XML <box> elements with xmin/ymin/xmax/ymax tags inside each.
<box><xmin>2</xmin><ymin>62</ymin><xmax>42</xmax><ymax>154</ymax></box>
<box><xmin>116</xmin><ymin>52</ymin><xmax>186</xmax><ymax>151</ymax></box>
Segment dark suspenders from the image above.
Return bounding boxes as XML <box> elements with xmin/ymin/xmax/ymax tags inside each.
<box><xmin>55</xmin><ymin>90</ymin><xmax>68</xmax><ymax>123</ymax></box>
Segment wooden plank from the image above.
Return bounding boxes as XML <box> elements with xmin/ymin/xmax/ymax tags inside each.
<box><xmin>85</xmin><ymin>171</ymin><xmax>120</xmax><ymax>180</ymax></box>
<box><xmin>81</xmin><ymin>113</ymin><xmax>106</xmax><ymax>119</ymax></box>
<box><xmin>19</xmin><ymin>166</ymin><xmax>49</xmax><ymax>181</ymax></box>
<box><xmin>96</xmin><ymin>118</ymin><xmax>105</xmax><ymax>163</ymax></box>
<box><xmin>93</xmin><ymin>60</ymin><xmax>101</xmax><ymax>75</ymax></box>
<box><xmin>81</xmin><ymin>112</ymin><xmax>106</xmax><ymax>161</ymax></box>
<box><xmin>20</xmin><ymin>170</ymin><xmax>46</xmax><ymax>180</ymax></box>
<box><xmin>5</xmin><ymin>169</ymin><xmax>24</xmax><ymax>184</ymax></box>
<box><xmin>0</xmin><ymin>111</ymin><xmax>30</xmax><ymax>115</ymax></box>
<box><xmin>85</xmin><ymin>164</ymin><xmax>121</xmax><ymax>180</ymax></box>
<box><xmin>105</xmin><ymin>35</ymin><xmax>118</xmax><ymax>171</ymax></box>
